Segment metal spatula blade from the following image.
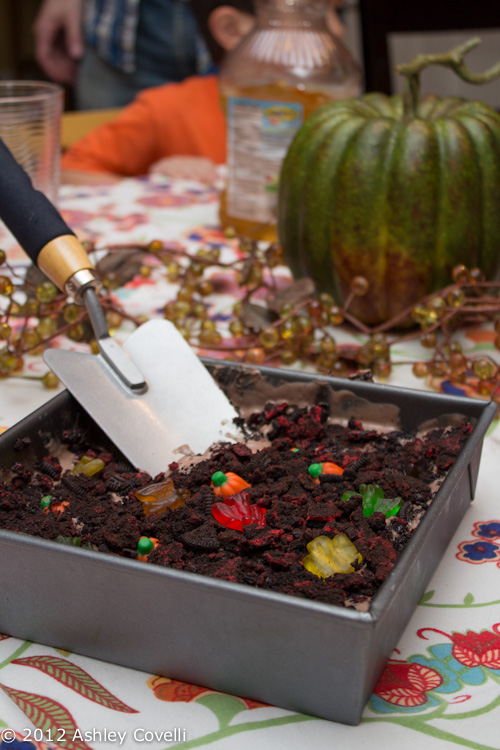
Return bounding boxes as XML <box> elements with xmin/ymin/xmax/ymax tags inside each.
<box><xmin>44</xmin><ymin>320</ymin><xmax>239</xmax><ymax>475</ymax></box>
<box><xmin>0</xmin><ymin>138</ymin><xmax>240</xmax><ymax>474</ymax></box>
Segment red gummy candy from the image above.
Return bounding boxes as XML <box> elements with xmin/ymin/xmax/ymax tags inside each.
<box><xmin>212</xmin><ymin>491</ymin><xmax>266</xmax><ymax>532</ymax></box>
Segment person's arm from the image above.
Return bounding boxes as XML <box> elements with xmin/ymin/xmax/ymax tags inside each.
<box><xmin>61</xmin><ymin>93</ymin><xmax>162</xmax><ymax>177</ymax></box>
<box><xmin>33</xmin><ymin>0</ymin><xmax>84</xmax><ymax>83</ymax></box>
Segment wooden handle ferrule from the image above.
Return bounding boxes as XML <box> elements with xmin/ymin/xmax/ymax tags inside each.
<box><xmin>37</xmin><ymin>235</ymin><xmax>96</xmax><ymax>291</ymax></box>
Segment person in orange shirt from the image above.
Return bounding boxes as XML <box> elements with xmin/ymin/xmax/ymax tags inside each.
<box><xmin>62</xmin><ymin>0</ymin><xmax>345</xmax><ymax>185</ymax></box>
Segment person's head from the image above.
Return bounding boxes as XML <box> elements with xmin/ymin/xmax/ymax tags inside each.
<box><xmin>191</xmin><ymin>1</ymin><xmax>346</xmax><ymax>66</ymax></box>
<box><xmin>190</xmin><ymin>1</ymin><xmax>256</xmax><ymax>66</ymax></box>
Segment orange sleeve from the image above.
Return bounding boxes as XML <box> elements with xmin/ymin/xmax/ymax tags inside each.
<box><xmin>61</xmin><ymin>95</ymin><xmax>162</xmax><ymax>175</ymax></box>
<box><xmin>62</xmin><ymin>76</ymin><xmax>226</xmax><ymax>175</ymax></box>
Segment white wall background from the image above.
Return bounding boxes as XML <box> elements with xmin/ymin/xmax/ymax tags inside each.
<box><xmin>342</xmin><ymin>3</ymin><xmax>500</xmax><ymax>109</ymax></box>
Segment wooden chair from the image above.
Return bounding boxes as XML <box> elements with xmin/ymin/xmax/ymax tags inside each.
<box><xmin>61</xmin><ymin>108</ymin><xmax>121</xmax><ymax>149</ymax></box>
<box><xmin>359</xmin><ymin>0</ymin><xmax>500</xmax><ymax>94</ymax></box>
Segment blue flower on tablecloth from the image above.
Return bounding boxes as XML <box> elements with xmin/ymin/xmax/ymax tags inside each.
<box><xmin>473</xmin><ymin>521</ymin><xmax>500</xmax><ymax>540</ymax></box>
<box><xmin>440</xmin><ymin>380</ymin><xmax>467</xmax><ymax>397</ymax></box>
<box><xmin>0</xmin><ymin>739</ymin><xmax>37</xmax><ymax>750</ymax></box>
<box><xmin>411</xmin><ymin>644</ymin><xmax>487</xmax><ymax>692</ymax></box>
<box><xmin>456</xmin><ymin>539</ymin><xmax>500</xmax><ymax>564</ymax></box>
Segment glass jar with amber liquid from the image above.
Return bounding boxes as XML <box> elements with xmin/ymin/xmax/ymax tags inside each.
<box><xmin>218</xmin><ymin>0</ymin><xmax>362</xmax><ymax>241</ymax></box>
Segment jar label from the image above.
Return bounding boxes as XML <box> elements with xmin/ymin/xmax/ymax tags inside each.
<box><xmin>226</xmin><ymin>97</ymin><xmax>304</xmax><ymax>224</ymax></box>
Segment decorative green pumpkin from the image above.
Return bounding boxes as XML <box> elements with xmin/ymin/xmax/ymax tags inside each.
<box><xmin>278</xmin><ymin>39</ymin><xmax>500</xmax><ymax>325</ymax></box>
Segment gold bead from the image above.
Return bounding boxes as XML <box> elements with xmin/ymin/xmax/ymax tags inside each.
<box><xmin>280</xmin><ymin>350</ymin><xmax>296</xmax><ymax>366</ymax></box>
<box><xmin>446</xmin><ymin>288</ymin><xmax>465</xmax><ymax>307</ymax></box>
<box><xmin>429</xmin><ymin>361</ymin><xmax>447</xmax><ymax>377</ymax></box>
<box><xmin>106</xmin><ymin>311</ymin><xmax>123</xmax><ymax>329</ymax></box>
<box><xmin>295</xmin><ymin>314</ymin><xmax>312</xmax><ymax>335</ymax></box>
<box><xmin>199</xmin><ymin>329</ymin><xmax>222</xmax><ymax>346</ymax></box>
<box><xmin>449</xmin><ymin>353</ymin><xmax>467</xmax><ymax>375</ymax></box>
<box><xmin>472</xmin><ymin>358</ymin><xmax>496</xmax><ymax>381</ymax></box>
<box><xmin>319</xmin><ymin>337</ymin><xmax>337</xmax><ymax>355</ymax></box>
<box><xmin>167</xmin><ymin>261</ymin><xmax>180</xmax><ymax>280</ymax></box>
<box><xmin>103</xmin><ymin>272</ymin><xmax>120</xmax><ymax>290</ymax></box>
<box><xmin>452</xmin><ymin>264</ymin><xmax>469</xmax><ymax>283</ymax></box>
<box><xmin>420</xmin><ymin>332</ymin><xmax>437</xmax><ymax>349</ymax></box>
<box><xmin>259</xmin><ymin>327</ymin><xmax>280</xmax><ymax>349</ymax></box>
<box><xmin>0</xmin><ymin>276</ymin><xmax>14</xmax><ymax>296</ymax></box>
<box><xmin>21</xmin><ymin>329</ymin><xmax>41</xmax><ymax>349</ymax></box>
<box><xmin>370</xmin><ymin>333</ymin><xmax>389</xmax><ymax>359</ymax></box>
<box><xmin>372</xmin><ymin>360</ymin><xmax>391</xmax><ymax>379</ymax></box>
<box><xmin>356</xmin><ymin>344</ymin><xmax>373</xmax><ymax>366</ymax></box>
<box><xmin>23</xmin><ymin>299</ymin><xmax>39</xmax><ymax>317</ymax></box>
<box><xmin>0</xmin><ymin>322</ymin><xmax>12</xmax><ymax>340</ymax></box>
<box><xmin>426</xmin><ymin>296</ymin><xmax>446</xmax><ymax>319</ymax></box>
<box><xmin>148</xmin><ymin>239</ymin><xmax>163</xmax><ymax>254</ymax></box>
<box><xmin>351</xmin><ymin>276</ymin><xmax>369</xmax><ymax>296</ymax></box>
<box><xmin>36</xmin><ymin>281</ymin><xmax>58</xmax><ymax>303</ymax></box>
<box><xmin>173</xmin><ymin>301</ymin><xmax>191</xmax><ymax>317</ymax></box>
<box><xmin>412</xmin><ymin>362</ymin><xmax>429</xmax><ymax>378</ymax></box>
<box><xmin>468</xmin><ymin>267</ymin><xmax>485</xmax><ymax>284</ymax></box>
<box><xmin>0</xmin><ymin>351</ymin><xmax>20</xmax><ymax>373</ymax></box>
<box><xmin>229</xmin><ymin>320</ymin><xmax>245</xmax><ymax>337</ymax></box>
<box><xmin>193</xmin><ymin>302</ymin><xmax>207</xmax><ymax>319</ymax></box>
<box><xmin>279</xmin><ymin>319</ymin><xmax>297</xmax><ymax>340</ymax></box>
<box><xmin>477</xmin><ymin>379</ymin><xmax>495</xmax><ymax>397</ymax></box>
<box><xmin>67</xmin><ymin>323</ymin><xmax>85</xmax><ymax>341</ymax></box>
<box><xmin>197</xmin><ymin>281</ymin><xmax>214</xmax><ymax>297</ymax></box>
<box><xmin>42</xmin><ymin>371</ymin><xmax>59</xmax><ymax>389</ymax></box>
<box><xmin>190</xmin><ymin>262</ymin><xmax>205</xmax><ymax>277</ymax></box>
<box><xmin>411</xmin><ymin>304</ymin><xmax>427</xmax><ymax>324</ymax></box>
<box><xmin>200</xmin><ymin>319</ymin><xmax>216</xmax><ymax>332</ymax></box>
<box><xmin>244</xmin><ymin>347</ymin><xmax>266</xmax><ymax>365</ymax></box>
<box><xmin>319</xmin><ymin>292</ymin><xmax>334</xmax><ymax>310</ymax></box>
<box><xmin>36</xmin><ymin>317</ymin><xmax>58</xmax><ymax>339</ymax></box>
<box><xmin>278</xmin><ymin>303</ymin><xmax>294</xmax><ymax>317</ymax></box>
<box><xmin>247</xmin><ymin>265</ymin><xmax>263</xmax><ymax>287</ymax></box>
<box><xmin>176</xmin><ymin>286</ymin><xmax>194</xmax><ymax>303</ymax></box>
<box><xmin>329</xmin><ymin>306</ymin><xmax>344</xmax><ymax>326</ymax></box>
<box><xmin>62</xmin><ymin>303</ymin><xmax>80</xmax><ymax>324</ymax></box>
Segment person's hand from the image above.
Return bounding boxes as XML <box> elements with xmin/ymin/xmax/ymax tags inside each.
<box><xmin>33</xmin><ymin>0</ymin><xmax>84</xmax><ymax>84</ymax></box>
<box><xmin>148</xmin><ymin>156</ymin><xmax>219</xmax><ymax>184</ymax></box>
<box><xmin>61</xmin><ymin>169</ymin><xmax>122</xmax><ymax>186</ymax></box>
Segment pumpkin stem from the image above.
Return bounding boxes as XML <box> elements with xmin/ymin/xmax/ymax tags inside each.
<box><xmin>397</xmin><ymin>37</ymin><xmax>500</xmax><ymax>119</ymax></box>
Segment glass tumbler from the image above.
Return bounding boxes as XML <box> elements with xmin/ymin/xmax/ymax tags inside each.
<box><xmin>0</xmin><ymin>81</ymin><xmax>63</xmax><ymax>205</ymax></box>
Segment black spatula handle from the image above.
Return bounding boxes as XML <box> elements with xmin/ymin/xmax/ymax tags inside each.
<box><xmin>0</xmin><ymin>137</ymin><xmax>75</xmax><ymax>261</ymax></box>
<box><xmin>0</xmin><ymin>137</ymin><xmax>97</xmax><ymax>294</ymax></box>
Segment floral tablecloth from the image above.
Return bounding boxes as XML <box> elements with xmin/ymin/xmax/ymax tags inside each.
<box><xmin>1</xmin><ymin>176</ymin><xmax>500</xmax><ymax>750</ymax></box>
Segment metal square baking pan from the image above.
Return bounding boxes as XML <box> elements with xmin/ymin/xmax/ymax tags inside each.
<box><xmin>0</xmin><ymin>362</ymin><xmax>496</xmax><ymax>725</ymax></box>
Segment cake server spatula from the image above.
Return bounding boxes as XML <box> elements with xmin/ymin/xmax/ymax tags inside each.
<box><xmin>0</xmin><ymin>138</ymin><xmax>239</xmax><ymax>476</ymax></box>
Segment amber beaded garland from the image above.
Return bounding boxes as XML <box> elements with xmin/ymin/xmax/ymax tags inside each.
<box><xmin>0</xmin><ymin>229</ymin><xmax>500</xmax><ymax>414</ymax></box>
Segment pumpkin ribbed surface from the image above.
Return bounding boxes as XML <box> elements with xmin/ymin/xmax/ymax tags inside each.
<box><xmin>278</xmin><ymin>93</ymin><xmax>500</xmax><ymax>325</ymax></box>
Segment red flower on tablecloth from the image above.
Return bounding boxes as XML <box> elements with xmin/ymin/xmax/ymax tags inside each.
<box><xmin>450</xmin><ymin>629</ymin><xmax>500</xmax><ymax>669</ymax></box>
<box><xmin>146</xmin><ymin>676</ymin><xmax>267</xmax><ymax>708</ymax></box>
<box><xmin>373</xmin><ymin>660</ymin><xmax>443</xmax><ymax>707</ymax></box>
<box><xmin>464</xmin><ymin>328</ymin><xmax>497</xmax><ymax>344</ymax></box>
<box><xmin>138</xmin><ymin>190</ymin><xmax>219</xmax><ymax>208</ymax></box>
